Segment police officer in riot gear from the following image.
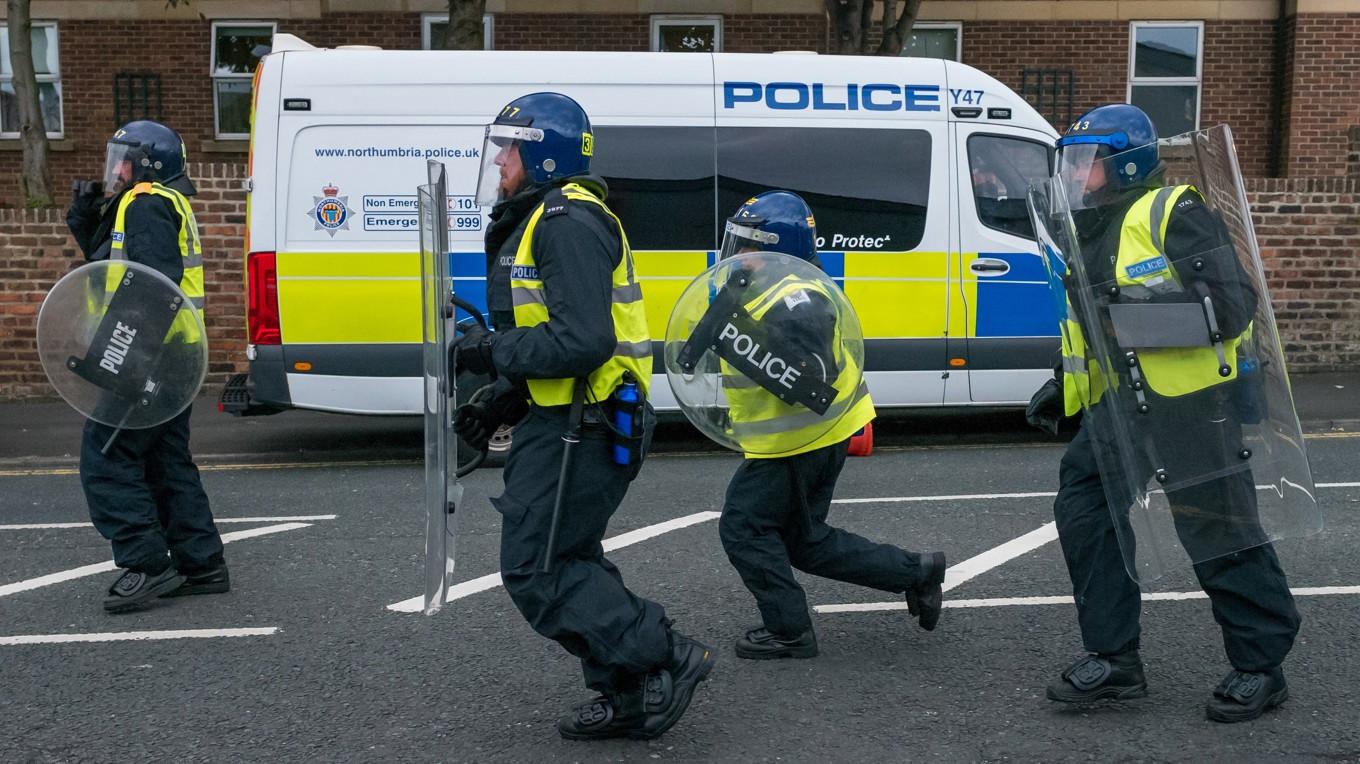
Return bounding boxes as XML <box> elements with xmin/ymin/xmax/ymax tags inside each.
<box><xmin>1027</xmin><ymin>104</ymin><xmax>1300</xmax><ymax>722</ymax></box>
<box><xmin>452</xmin><ymin>92</ymin><xmax>714</xmax><ymax>741</ymax></box>
<box><xmin>714</xmin><ymin>191</ymin><xmax>947</xmax><ymax>659</ymax></box>
<box><xmin>65</xmin><ymin>120</ymin><xmax>227</xmax><ymax>612</ymax></box>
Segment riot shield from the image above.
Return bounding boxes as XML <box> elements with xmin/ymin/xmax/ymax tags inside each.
<box><xmin>37</xmin><ymin>260</ymin><xmax>207</xmax><ymax>430</ymax></box>
<box><xmin>664</xmin><ymin>251</ymin><xmax>867</xmax><ymax>456</ymax></box>
<box><xmin>1030</xmin><ymin>124</ymin><xmax>1321</xmax><ymax>585</ymax></box>
<box><xmin>420</xmin><ymin>159</ymin><xmax>458</xmax><ymax>615</ymax></box>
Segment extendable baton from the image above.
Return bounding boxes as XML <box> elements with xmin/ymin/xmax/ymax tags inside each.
<box><xmin>540</xmin><ymin>377</ymin><xmax>587</xmax><ymax>574</ymax></box>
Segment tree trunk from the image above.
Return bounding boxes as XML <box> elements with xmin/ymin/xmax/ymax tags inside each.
<box><xmin>7</xmin><ymin>0</ymin><xmax>54</xmax><ymax>208</ymax></box>
<box><xmin>877</xmin><ymin>0</ymin><xmax>923</xmax><ymax>56</ymax></box>
<box><xmin>825</xmin><ymin>0</ymin><xmax>867</xmax><ymax>55</ymax></box>
<box><xmin>444</xmin><ymin>0</ymin><xmax>487</xmax><ymax>50</ymax></box>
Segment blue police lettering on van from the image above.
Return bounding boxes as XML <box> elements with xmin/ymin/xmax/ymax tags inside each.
<box><xmin>723</xmin><ymin>81</ymin><xmax>941</xmax><ymax>112</ymax></box>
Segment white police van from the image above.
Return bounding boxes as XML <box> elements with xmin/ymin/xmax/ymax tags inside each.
<box><xmin>224</xmin><ymin>33</ymin><xmax>1060</xmax><ymax>417</ymax></box>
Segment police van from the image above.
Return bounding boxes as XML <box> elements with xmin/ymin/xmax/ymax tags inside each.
<box><xmin>223</xmin><ymin>33</ymin><xmax>1060</xmax><ymax>418</ymax></box>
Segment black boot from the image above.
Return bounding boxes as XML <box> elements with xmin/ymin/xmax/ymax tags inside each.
<box><xmin>103</xmin><ymin>568</ymin><xmax>185</xmax><ymax>614</ymax></box>
<box><xmin>161</xmin><ymin>564</ymin><xmax>230</xmax><ymax>598</ymax></box>
<box><xmin>1206</xmin><ymin>667</ymin><xmax>1288</xmax><ymax>723</ymax></box>
<box><xmin>735</xmin><ymin>627</ymin><xmax>819</xmax><ymax>660</ymax></box>
<box><xmin>906</xmin><ymin>552</ymin><xmax>946</xmax><ymax>631</ymax></box>
<box><xmin>636</xmin><ymin>632</ymin><xmax>716</xmax><ymax>740</ymax></box>
<box><xmin>1046</xmin><ymin>651</ymin><xmax>1148</xmax><ymax>703</ymax></box>
<box><xmin>557</xmin><ymin>690</ymin><xmax>646</xmax><ymax>741</ymax></box>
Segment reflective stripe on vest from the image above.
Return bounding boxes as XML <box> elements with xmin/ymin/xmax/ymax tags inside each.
<box><xmin>1062</xmin><ymin>185</ymin><xmax>1244</xmax><ymax>414</ymax></box>
<box><xmin>106</xmin><ymin>182</ymin><xmax>205</xmax><ymax>343</ymax></box>
<box><xmin>722</xmin><ymin>274</ymin><xmax>874</xmax><ymax>459</ymax></box>
<box><xmin>509</xmin><ymin>183</ymin><xmax>652</xmax><ymax>406</ymax></box>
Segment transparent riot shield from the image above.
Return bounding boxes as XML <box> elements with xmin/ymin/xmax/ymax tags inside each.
<box><xmin>664</xmin><ymin>251</ymin><xmax>867</xmax><ymax>456</ymax></box>
<box><xmin>1030</xmin><ymin>124</ymin><xmax>1321</xmax><ymax>585</ymax></box>
<box><xmin>37</xmin><ymin>260</ymin><xmax>207</xmax><ymax>432</ymax></box>
<box><xmin>420</xmin><ymin>160</ymin><xmax>458</xmax><ymax>615</ymax></box>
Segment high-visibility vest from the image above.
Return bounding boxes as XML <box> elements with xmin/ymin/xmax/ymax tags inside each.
<box><xmin>1061</xmin><ymin>185</ymin><xmax>1245</xmax><ymax>415</ymax></box>
<box><xmin>105</xmin><ymin>182</ymin><xmax>206</xmax><ymax>343</ymax></box>
<box><xmin>724</xmin><ymin>274</ymin><xmax>874</xmax><ymax>459</ymax></box>
<box><xmin>509</xmin><ymin>182</ymin><xmax>652</xmax><ymax>406</ymax></box>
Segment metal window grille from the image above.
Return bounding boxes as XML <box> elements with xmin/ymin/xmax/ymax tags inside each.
<box><xmin>1020</xmin><ymin>68</ymin><xmax>1075</xmax><ymax>129</ymax></box>
<box><xmin>113</xmin><ymin>73</ymin><xmax>163</xmax><ymax>127</ymax></box>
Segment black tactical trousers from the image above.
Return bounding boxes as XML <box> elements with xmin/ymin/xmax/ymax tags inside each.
<box><xmin>492</xmin><ymin>404</ymin><xmax>672</xmax><ymax>694</ymax></box>
<box><xmin>1054</xmin><ymin>418</ymin><xmax>1301</xmax><ymax>671</ymax></box>
<box><xmin>80</xmin><ymin>405</ymin><xmax>225</xmax><ymax>574</ymax></box>
<box><xmin>720</xmin><ymin>439</ymin><xmax>925</xmax><ymax>636</ymax></box>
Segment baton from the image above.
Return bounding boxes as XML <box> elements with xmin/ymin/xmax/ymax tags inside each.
<box><xmin>540</xmin><ymin>377</ymin><xmax>587</xmax><ymax>574</ymax></box>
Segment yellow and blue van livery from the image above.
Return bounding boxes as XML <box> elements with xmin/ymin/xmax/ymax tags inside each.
<box><xmin>224</xmin><ymin>35</ymin><xmax>1059</xmax><ymax>416</ymax></box>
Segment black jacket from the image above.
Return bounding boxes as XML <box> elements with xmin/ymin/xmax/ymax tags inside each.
<box><xmin>487</xmin><ymin>175</ymin><xmax>626</xmax><ymax>383</ymax></box>
<box><xmin>67</xmin><ymin>189</ymin><xmax>187</xmax><ymax>286</ymax></box>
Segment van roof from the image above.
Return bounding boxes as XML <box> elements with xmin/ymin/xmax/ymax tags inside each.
<box><xmin>268</xmin><ymin>42</ymin><xmax>1056</xmax><ymax>136</ymax></box>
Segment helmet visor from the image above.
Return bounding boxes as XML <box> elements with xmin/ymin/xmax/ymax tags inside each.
<box><xmin>473</xmin><ymin>123</ymin><xmax>545</xmax><ymax>207</ymax></box>
<box><xmin>719</xmin><ymin>218</ymin><xmax>779</xmax><ymax>261</ymax></box>
<box><xmin>102</xmin><ymin>142</ymin><xmax>139</xmax><ymax>196</ymax></box>
<box><xmin>1056</xmin><ymin>143</ymin><xmax>1115</xmax><ymax>211</ymax></box>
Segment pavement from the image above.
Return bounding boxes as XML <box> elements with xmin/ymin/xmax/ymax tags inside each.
<box><xmin>1</xmin><ymin>371</ymin><xmax>1355</xmax><ymax>467</ymax></box>
<box><xmin>1</xmin><ymin>371</ymin><xmax>1358</xmax><ymax>762</ymax></box>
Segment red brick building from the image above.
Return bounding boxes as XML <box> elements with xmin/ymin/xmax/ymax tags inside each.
<box><xmin>1</xmin><ymin>1</ymin><xmax>1357</xmax><ymax>396</ymax></box>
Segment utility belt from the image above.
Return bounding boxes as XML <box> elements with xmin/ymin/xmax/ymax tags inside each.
<box><xmin>528</xmin><ymin>374</ymin><xmax>649</xmax><ymax>467</ymax></box>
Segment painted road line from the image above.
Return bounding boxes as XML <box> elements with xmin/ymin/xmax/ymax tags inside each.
<box><xmin>0</xmin><ymin>523</ymin><xmax>312</xmax><ymax>599</ymax></box>
<box><xmin>0</xmin><ymin>459</ymin><xmax>414</xmax><ymax>478</ymax></box>
<box><xmin>941</xmin><ymin>522</ymin><xmax>1059</xmax><ymax>593</ymax></box>
<box><xmin>387</xmin><ymin>511</ymin><xmax>722</xmax><ymax>613</ymax></box>
<box><xmin>0</xmin><ymin>515</ymin><xmax>339</xmax><ymax>531</ymax></box>
<box><xmin>835</xmin><ymin>481</ymin><xmax>1360</xmax><ymax>507</ymax></box>
<box><xmin>815</xmin><ymin>585</ymin><xmax>1360</xmax><ymax>614</ymax></box>
<box><xmin>0</xmin><ymin>627</ymin><xmax>280</xmax><ymax>646</ymax></box>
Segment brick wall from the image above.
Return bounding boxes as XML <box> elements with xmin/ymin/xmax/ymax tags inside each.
<box><xmin>1283</xmin><ymin>14</ymin><xmax>1360</xmax><ymax>177</ymax></box>
<box><xmin>3</xmin><ymin>165</ymin><xmax>1355</xmax><ymax>400</ymax></box>
<box><xmin>0</xmin><ymin>162</ymin><xmax>248</xmax><ymax>400</ymax></box>
<box><xmin>964</xmin><ymin>20</ymin><xmax>1278</xmax><ymax>178</ymax></box>
<box><xmin>1248</xmin><ymin>176</ymin><xmax>1360</xmax><ymax>370</ymax></box>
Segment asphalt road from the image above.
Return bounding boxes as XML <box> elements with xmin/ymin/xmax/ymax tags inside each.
<box><xmin>2</xmin><ymin>419</ymin><xmax>1358</xmax><ymax>762</ymax></box>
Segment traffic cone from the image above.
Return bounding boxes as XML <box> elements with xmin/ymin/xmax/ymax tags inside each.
<box><xmin>848</xmin><ymin>422</ymin><xmax>874</xmax><ymax>456</ymax></box>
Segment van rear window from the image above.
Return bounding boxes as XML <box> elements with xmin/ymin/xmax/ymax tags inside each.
<box><xmin>717</xmin><ymin>127</ymin><xmax>930</xmax><ymax>252</ymax></box>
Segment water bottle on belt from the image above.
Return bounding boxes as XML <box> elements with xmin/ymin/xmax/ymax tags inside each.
<box><xmin>612</xmin><ymin>372</ymin><xmax>641</xmax><ymax>466</ymax></box>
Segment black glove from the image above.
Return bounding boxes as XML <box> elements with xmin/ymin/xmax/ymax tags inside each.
<box><xmin>453</xmin><ymin>378</ymin><xmax>527</xmax><ymax>451</ymax></box>
<box><xmin>66</xmin><ymin>180</ymin><xmax>105</xmax><ymax>259</ymax></box>
<box><xmin>1025</xmin><ymin>377</ymin><xmax>1064</xmax><ymax>436</ymax></box>
<box><xmin>448</xmin><ymin>322</ymin><xmax>495</xmax><ymax>377</ymax></box>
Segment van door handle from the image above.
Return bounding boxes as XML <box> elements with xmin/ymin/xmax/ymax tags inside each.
<box><xmin>970</xmin><ymin>258</ymin><xmax>1011</xmax><ymax>277</ymax></box>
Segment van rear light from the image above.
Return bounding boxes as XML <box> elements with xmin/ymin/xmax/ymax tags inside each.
<box><xmin>247</xmin><ymin>251</ymin><xmax>281</xmax><ymax>345</ymax></box>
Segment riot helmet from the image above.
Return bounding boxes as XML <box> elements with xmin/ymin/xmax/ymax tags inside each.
<box><xmin>474</xmin><ymin>92</ymin><xmax>594</xmax><ymax>206</ymax></box>
<box><xmin>1055</xmin><ymin>104</ymin><xmax>1159</xmax><ymax>210</ymax></box>
<box><xmin>103</xmin><ymin>120</ymin><xmax>195</xmax><ymax>197</ymax></box>
<box><xmin>720</xmin><ymin>191</ymin><xmax>819</xmax><ymax>264</ymax></box>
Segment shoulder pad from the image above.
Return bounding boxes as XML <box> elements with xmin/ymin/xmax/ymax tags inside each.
<box><xmin>541</xmin><ymin>189</ymin><xmax>569</xmax><ymax>219</ymax></box>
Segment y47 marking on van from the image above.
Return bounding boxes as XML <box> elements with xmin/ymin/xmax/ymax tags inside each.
<box><xmin>949</xmin><ymin>89</ymin><xmax>984</xmax><ymax>105</ymax></box>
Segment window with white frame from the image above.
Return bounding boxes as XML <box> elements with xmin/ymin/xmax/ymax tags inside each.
<box><xmin>422</xmin><ymin>14</ymin><xmax>494</xmax><ymax>50</ymax></box>
<box><xmin>901</xmin><ymin>21</ymin><xmax>960</xmax><ymax>61</ymax></box>
<box><xmin>651</xmin><ymin>15</ymin><xmax>721</xmax><ymax>53</ymax></box>
<box><xmin>212</xmin><ymin>21</ymin><xmax>275</xmax><ymax>139</ymax></box>
<box><xmin>1128</xmin><ymin>21</ymin><xmax>1202</xmax><ymax>137</ymax></box>
<box><xmin>0</xmin><ymin>22</ymin><xmax>62</xmax><ymax>137</ymax></box>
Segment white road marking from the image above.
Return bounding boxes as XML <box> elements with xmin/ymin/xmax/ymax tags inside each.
<box><xmin>0</xmin><ymin>627</ymin><xmax>279</xmax><ymax>646</ymax></box>
<box><xmin>941</xmin><ymin>522</ymin><xmax>1059</xmax><ymax>593</ymax></box>
<box><xmin>0</xmin><ymin>515</ymin><xmax>338</xmax><ymax>531</ymax></box>
<box><xmin>815</xmin><ymin>585</ymin><xmax>1360</xmax><ymax>613</ymax></box>
<box><xmin>0</xmin><ymin>522</ymin><xmax>312</xmax><ymax>599</ymax></box>
<box><xmin>387</xmin><ymin>511</ymin><xmax>722</xmax><ymax>613</ymax></box>
<box><xmin>835</xmin><ymin>481</ymin><xmax>1359</xmax><ymax>507</ymax></box>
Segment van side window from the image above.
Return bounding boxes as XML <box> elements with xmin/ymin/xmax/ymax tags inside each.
<box><xmin>717</xmin><ymin>127</ymin><xmax>930</xmax><ymax>252</ymax></box>
<box><xmin>591</xmin><ymin>126</ymin><xmax>716</xmax><ymax>251</ymax></box>
<box><xmin>967</xmin><ymin>134</ymin><xmax>1051</xmax><ymax>240</ymax></box>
